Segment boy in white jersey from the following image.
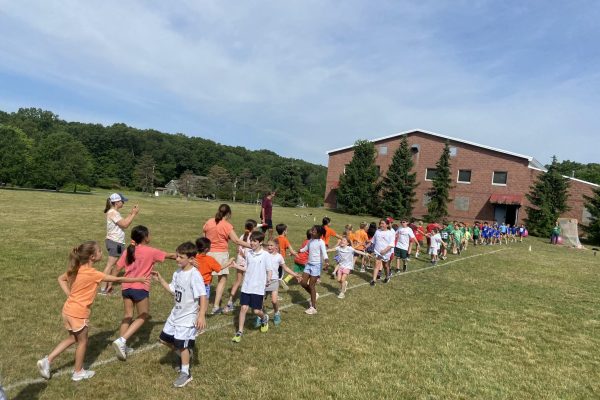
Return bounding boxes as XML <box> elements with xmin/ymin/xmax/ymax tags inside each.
<box><xmin>153</xmin><ymin>242</ymin><xmax>207</xmax><ymax>388</ymax></box>
<box><xmin>394</xmin><ymin>219</ymin><xmax>420</xmax><ymax>274</ymax></box>
<box><xmin>328</xmin><ymin>236</ymin><xmax>370</xmax><ymax>299</ymax></box>
<box><xmin>230</xmin><ymin>231</ymin><xmax>272</xmax><ymax>342</ymax></box>
<box><xmin>299</xmin><ymin>225</ymin><xmax>329</xmax><ymax>314</ymax></box>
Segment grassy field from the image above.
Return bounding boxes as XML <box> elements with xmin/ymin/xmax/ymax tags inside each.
<box><xmin>1</xmin><ymin>189</ymin><xmax>599</xmax><ymax>399</ymax></box>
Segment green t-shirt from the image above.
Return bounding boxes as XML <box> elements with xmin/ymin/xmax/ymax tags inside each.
<box><xmin>453</xmin><ymin>229</ymin><xmax>463</xmax><ymax>241</ymax></box>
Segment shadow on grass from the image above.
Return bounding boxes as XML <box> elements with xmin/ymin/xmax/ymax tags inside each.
<box><xmin>128</xmin><ymin>319</ymin><xmax>164</xmax><ymax>349</ymax></box>
<box><xmin>11</xmin><ymin>381</ymin><xmax>47</xmax><ymax>400</ymax></box>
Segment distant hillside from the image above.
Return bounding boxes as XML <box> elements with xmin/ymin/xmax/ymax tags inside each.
<box><xmin>0</xmin><ymin>108</ymin><xmax>326</xmax><ymax>206</ymax></box>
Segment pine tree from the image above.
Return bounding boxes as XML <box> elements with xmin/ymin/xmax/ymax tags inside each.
<box><xmin>583</xmin><ymin>186</ymin><xmax>600</xmax><ymax>245</ymax></box>
<box><xmin>525</xmin><ymin>156</ymin><xmax>570</xmax><ymax>237</ymax></box>
<box><xmin>336</xmin><ymin>140</ymin><xmax>379</xmax><ymax>215</ymax></box>
<box><xmin>426</xmin><ymin>142</ymin><xmax>452</xmax><ymax>222</ymax></box>
<box><xmin>379</xmin><ymin>135</ymin><xmax>418</xmax><ymax>219</ymax></box>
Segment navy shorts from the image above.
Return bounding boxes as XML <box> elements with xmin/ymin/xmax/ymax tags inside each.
<box><xmin>239</xmin><ymin>292</ymin><xmax>264</xmax><ymax>310</ymax></box>
<box><xmin>122</xmin><ymin>289</ymin><xmax>149</xmax><ymax>302</ymax></box>
<box><xmin>159</xmin><ymin>330</ymin><xmax>196</xmax><ymax>350</ymax></box>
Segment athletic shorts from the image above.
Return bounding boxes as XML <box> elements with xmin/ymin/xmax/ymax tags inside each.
<box><xmin>62</xmin><ymin>313</ymin><xmax>88</xmax><ymax>332</ymax></box>
<box><xmin>304</xmin><ymin>262</ymin><xmax>322</xmax><ymax>277</ymax></box>
<box><xmin>265</xmin><ymin>279</ymin><xmax>279</xmax><ymax>292</ymax></box>
<box><xmin>105</xmin><ymin>239</ymin><xmax>125</xmax><ymax>258</ymax></box>
<box><xmin>428</xmin><ymin>247</ymin><xmax>438</xmax><ymax>255</ymax></box>
<box><xmin>293</xmin><ymin>263</ymin><xmax>305</xmax><ymax>274</ymax></box>
<box><xmin>394</xmin><ymin>248</ymin><xmax>409</xmax><ymax>259</ymax></box>
<box><xmin>208</xmin><ymin>251</ymin><xmax>230</xmax><ymax>276</ymax></box>
<box><xmin>122</xmin><ymin>288</ymin><xmax>149</xmax><ymax>302</ymax></box>
<box><xmin>261</xmin><ymin>219</ymin><xmax>273</xmax><ymax>231</ymax></box>
<box><xmin>240</xmin><ymin>292</ymin><xmax>264</xmax><ymax>310</ymax></box>
<box><xmin>159</xmin><ymin>320</ymin><xmax>196</xmax><ymax>349</ymax></box>
<box><xmin>337</xmin><ymin>267</ymin><xmax>352</xmax><ymax>276</ymax></box>
<box><xmin>204</xmin><ymin>284</ymin><xmax>211</xmax><ymax>299</ymax></box>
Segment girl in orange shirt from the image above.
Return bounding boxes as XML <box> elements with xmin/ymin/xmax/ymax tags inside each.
<box><xmin>37</xmin><ymin>241</ymin><xmax>148</xmax><ymax>381</ymax></box>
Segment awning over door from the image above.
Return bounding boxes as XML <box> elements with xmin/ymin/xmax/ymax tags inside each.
<box><xmin>489</xmin><ymin>194</ymin><xmax>522</xmax><ymax>205</ymax></box>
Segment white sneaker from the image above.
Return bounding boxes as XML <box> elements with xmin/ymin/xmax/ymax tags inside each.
<box><xmin>37</xmin><ymin>356</ymin><xmax>51</xmax><ymax>379</ymax></box>
<box><xmin>305</xmin><ymin>307</ymin><xmax>318</xmax><ymax>315</ymax></box>
<box><xmin>112</xmin><ymin>339</ymin><xmax>127</xmax><ymax>361</ymax></box>
<box><xmin>72</xmin><ymin>369</ymin><xmax>95</xmax><ymax>381</ymax></box>
<box><xmin>337</xmin><ymin>292</ymin><xmax>345</xmax><ymax>299</ymax></box>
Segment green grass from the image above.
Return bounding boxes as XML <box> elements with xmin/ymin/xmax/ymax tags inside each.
<box><xmin>1</xmin><ymin>190</ymin><xmax>599</xmax><ymax>399</ymax></box>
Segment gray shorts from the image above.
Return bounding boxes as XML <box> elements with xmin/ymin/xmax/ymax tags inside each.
<box><xmin>105</xmin><ymin>239</ymin><xmax>125</xmax><ymax>258</ymax></box>
<box><xmin>265</xmin><ymin>279</ymin><xmax>279</xmax><ymax>292</ymax></box>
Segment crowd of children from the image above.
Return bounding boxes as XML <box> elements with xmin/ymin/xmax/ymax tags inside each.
<box><xmin>36</xmin><ymin>196</ymin><xmax>529</xmax><ymax>388</ymax></box>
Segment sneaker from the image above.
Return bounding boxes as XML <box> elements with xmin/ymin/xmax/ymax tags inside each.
<box><xmin>402</xmin><ymin>265</ymin><xmax>407</xmax><ymax>272</ymax></box>
<box><xmin>415</xmin><ymin>251</ymin><xmax>420</xmax><ymax>258</ymax></box>
<box><xmin>305</xmin><ymin>307</ymin><xmax>318</xmax><ymax>315</ymax></box>
<box><xmin>223</xmin><ymin>302</ymin><xmax>234</xmax><ymax>313</ymax></box>
<box><xmin>37</xmin><ymin>356</ymin><xmax>50</xmax><ymax>379</ymax></box>
<box><xmin>383</xmin><ymin>276</ymin><xmax>390</xmax><ymax>283</ymax></box>
<box><xmin>112</xmin><ymin>338</ymin><xmax>127</xmax><ymax>361</ymax></box>
<box><xmin>369</xmin><ymin>280</ymin><xmax>375</xmax><ymax>286</ymax></box>
<box><xmin>279</xmin><ymin>279</ymin><xmax>289</xmax><ymax>291</ymax></box>
<box><xmin>253</xmin><ymin>316</ymin><xmax>262</xmax><ymax>329</ymax></box>
<box><xmin>260</xmin><ymin>315</ymin><xmax>269</xmax><ymax>332</ymax></box>
<box><xmin>72</xmin><ymin>369</ymin><xmax>95</xmax><ymax>381</ymax></box>
<box><xmin>211</xmin><ymin>307</ymin><xmax>223</xmax><ymax>315</ymax></box>
<box><xmin>273</xmin><ymin>313</ymin><xmax>281</xmax><ymax>326</ymax></box>
<box><xmin>231</xmin><ymin>331</ymin><xmax>242</xmax><ymax>343</ymax></box>
<box><xmin>337</xmin><ymin>292</ymin><xmax>345</xmax><ymax>299</ymax></box>
<box><xmin>359</xmin><ymin>267</ymin><xmax>366</xmax><ymax>273</ymax></box>
<box><xmin>125</xmin><ymin>346</ymin><xmax>134</xmax><ymax>355</ymax></box>
<box><xmin>173</xmin><ymin>372</ymin><xmax>193</xmax><ymax>388</ymax></box>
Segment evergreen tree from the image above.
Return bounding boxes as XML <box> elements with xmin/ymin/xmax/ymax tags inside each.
<box><xmin>583</xmin><ymin>186</ymin><xmax>600</xmax><ymax>245</ymax></box>
<box><xmin>379</xmin><ymin>135</ymin><xmax>418</xmax><ymax>219</ymax></box>
<box><xmin>426</xmin><ymin>142</ymin><xmax>452</xmax><ymax>222</ymax></box>
<box><xmin>525</xmin><ymin>156</ymin><xmax>570</xmax><ymax>237</ymax></box>
<box><xmin>336</xmin><ymin>140</ymin><xmax>379</xmax><ymax>215</ymax></box>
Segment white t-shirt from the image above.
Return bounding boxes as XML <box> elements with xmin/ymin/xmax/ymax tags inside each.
<box><xmin>395</xmin><ymin>227</ymin><xmax>416</xmax><ymax>251</ymax></box>
<box><xmin>167</xmin><ymin>267</ymin><xmax>206</xmax><ymax>327</ymax></box>
<box><xmin>268</xmin><ymin>252</ymin><xmax>285</xmax><ymax>282</ymax></box>
<box><xmin>430</xmin><ymin>233</ymin><xmax>442</xmax><ymax>251</ymax></box>
<box><xmin>373</xmin><ymin>229</ymin><xmax>395</xmax><ymax>260</ymax></box>
<box><xmin>241</xmin><ymin>249</ymin><xmax>271</xmax><ymax>295</ymax></box>
<box><xmin>334</xmin><ymin>245</ymin><xmax>355</xmax><ymax>269</ymax></box>
<box><xmin>300</xmin><ymin>239</ymin><xmax>328</xmax><ymax>265</ymax></box>
<box><xmin>106</xmin><ymin>209</ymin><xmax>125</xmax><ymax>243</ymax></box>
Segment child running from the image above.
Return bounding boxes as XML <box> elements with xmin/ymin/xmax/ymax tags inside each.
<box><xmin>328</xmin><ymin>236</ymin><xmax>369</xmax><ymax>298</ymax></box>
<box><xmin>283</xmin><ymin>229</ymin><xmax>311</xmax><ymax>285</ymax></box>
<box><xmin>428</xmin><ymin>228</ymin><xmax>444</xmax><ymax>265</ymax></box>
<box><xmin>153</xmin><ymin>242</ymin><xmax>207</xmax><ymax>388</ymax></box>
<box><xmin>223</xmin><ymin>219</ymin><xmax>256</xmax><ymax>313</ymax></box>
<box><xmin>195</xmin><ymin>237</ymin><xmax>222</xmax><ymax>322</ymax></box>
<box><xmin>370</xmin><ymin>219</ymin><xmax>395</xmax><ymax>285</ymax></box>
<box><xmin>394</xmin><ymin>219</ymin><xmax>419</xmax><ymax>273</ymax></box>
<box><xmin>112</xmin><ymin>225</ymin><xmax>176</xmax><ymax>361</ymax></box>
<box><xmin>264</xmin><ymin>239</ymin><xmax>300</xmax><ymax>326</ymax></box>
<box><xmin>37</xmin><ymin>241</ymin><xmax>148</xmax><ymax>381</ymax></box>
<box><xmin>299</xmin><ymin>225</ymin><xmax>329</xmax><ymax>314</ymax></box>
<box><xmin>230</xmin><ymin>231</ymin><xmax>271</xmax><ymax>343</ymax></box>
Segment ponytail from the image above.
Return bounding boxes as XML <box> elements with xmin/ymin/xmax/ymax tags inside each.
<box><xmin>214</xmin><ymin>204</ymin><xmax>232</xmax><ymax>224</ymax></box>
<box><xmin>104</xmin><ymin>198</ymin><xmax>113</xmax><ymax>213</ymax></box>
<box><xmin>126</xmin><ymin>225</ymin><xmax>149</xmax><ymax>265</ymax></box>
<box><xmin>66</xmin><ymin>241</ymin><xmax>99</xmax><ymax>288</ymax></box>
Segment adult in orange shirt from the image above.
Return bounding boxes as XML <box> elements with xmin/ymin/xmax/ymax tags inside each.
<box><xmin>195</xmin><ymin>237</ymin><xmax>222</xmax><ymax>299</ymax></box>
<box><xmin>203</xmin><ymin>204</ymin><xmax>251</xmax><ymax>314</ymax></box>
<box><xmin>37</xmin><ymin>241</ymin><xmax>147</xmax><ymax>381</ymax></box>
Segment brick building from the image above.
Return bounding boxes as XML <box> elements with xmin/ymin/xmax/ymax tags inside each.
<box><xmin>325</xmin><ymin>130</ymin><xmax>597</xmax><ymax>226</ymax></box>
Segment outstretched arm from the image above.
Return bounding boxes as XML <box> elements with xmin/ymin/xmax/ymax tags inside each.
<box><xmin>150</xmin><ymin>271</ymin><xmax>173</xmax><ymax>294</ymax></box>
<box><xmin>58</xmin><ymin>273</ymin><xmax>70</xmax><ymax>296</ymax></box>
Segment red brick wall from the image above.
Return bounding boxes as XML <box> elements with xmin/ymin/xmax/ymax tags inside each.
<box><xmin>325</xmin><ymin>131</ymin><xmax>597</xmax><ymax>225</ymax></box>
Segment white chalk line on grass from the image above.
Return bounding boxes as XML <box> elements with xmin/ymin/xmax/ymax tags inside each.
<box><xmin>6</xmin><ymin>247</ymin><xmax>507</xmax><ymax>393</ymax></box>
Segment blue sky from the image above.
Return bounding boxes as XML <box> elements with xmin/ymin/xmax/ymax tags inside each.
<box><xmin>0</xmin><ymin>0</ymin><xmax>598</xmax><ymax>166</ymax></box>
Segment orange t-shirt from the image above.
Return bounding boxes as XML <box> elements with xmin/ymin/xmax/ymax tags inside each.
<box><xmin>196</xmin><ymin>253</ymin><xmax>222</xmax><ymax>284</ymax></box>
<box><xmin>203</xmin><ymin>218</ymin><xmax>234</xmax><ymax>252</ymax></box>
<box><xmin>62</xmin><ymin>265</ymin><xmax>106</xmax><ymax>319</ymax></box>
<box><xmin>324</xmin><ymin>225</ymin><xmax>337</xmax><ymax>246</ymax></box>
<box><xmin>278</xmin><ymin>235</ymin><xmax>292</xmax><ymax>257</ymax></box>
<box><xmin>353</xmin><ymin>229</ymin><xmax>368</xmax><ymax>250</ymax></box>
<box><xmin>294</xmin><ymin>239</ymin><xmax>310</xmax><ymax>265</ymax></box>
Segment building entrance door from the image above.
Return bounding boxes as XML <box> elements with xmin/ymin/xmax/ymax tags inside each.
<box><xmin>494</xmin><ymin>205</ymin><xmax>506</xmax><ymax>225</ymax></box>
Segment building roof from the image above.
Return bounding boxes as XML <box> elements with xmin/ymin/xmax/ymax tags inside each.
<box><xmin>326</xmin><ymin>129</ymin><xmax>546</xmax><ymax>170</ymax></box>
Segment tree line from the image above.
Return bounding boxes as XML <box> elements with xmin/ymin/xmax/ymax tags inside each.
<box><xmin>0</xmin><ymin>108</ymin><xmax>326</xmax><ymax>206</ymax></box>
<box><xmin>335</xmin><ymin>139</ymin><xmax>600</xmax><ymax>244</ymax></box>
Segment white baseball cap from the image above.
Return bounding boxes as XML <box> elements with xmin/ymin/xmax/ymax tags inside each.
<box><xmin>109</xmin><ymin>193</ymin><xmax>128</xmax><ymax>203</ymax></box>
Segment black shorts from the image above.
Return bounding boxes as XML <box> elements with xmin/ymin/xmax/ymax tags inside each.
<box><xmin>240</xmin><ymin>292</ymin><xmax>264</xmax><ymax>310</ymax></box>
<box><xmin>122</xmin><ymin>289</ymin><xmax>149</xmax><ymax>302</ymax></box>
<box><xmin>159</xmin><ymin>330</ymin><xmax>196</xmax><ymax>350</ymax></box>
<box><xmin>394</xmin><ymin>248</ymin><xmax>409</xmax><ymax>259</ymax></box>
<box><xmin>261</xmin><ymin>219</ymin><xmax>273</xmax><ymax>231</ymax></box>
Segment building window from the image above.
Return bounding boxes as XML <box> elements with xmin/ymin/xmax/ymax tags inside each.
<box><xmin>449</xmin><ymin>146</ymin><xmax>457</xmax><ymax>157</ymax></box>
<box><xmin>425</xmin><ymin>168</ymin><xmax>437</xmax><ymax>181</ymax></box>
<box><xmin>379</xmin><ymin>146</ymin><xmax>388</xmax><ymax>155</ymax></box>
<box><xmin>457</xmin><ymin>169</ymin><xmax>471</xmax><ymax>183</ymax></box>
<box><xmin>493</xmin><ymin>171</ymin><xmax>508</xmax><ymax>185</ymax></box>
<box><xmin>454</xmin><ymin>196</ymin><xmax>470</xmax><ymax>211</ymax></box>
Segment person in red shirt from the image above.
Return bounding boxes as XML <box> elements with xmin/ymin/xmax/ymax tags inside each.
<box><xmin>260</xmin><ymin>191</ymin><xmax>276</xmax><ymax>240</ymax></box>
